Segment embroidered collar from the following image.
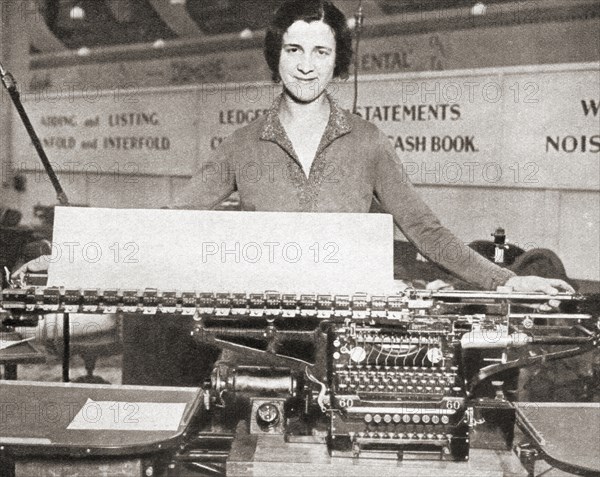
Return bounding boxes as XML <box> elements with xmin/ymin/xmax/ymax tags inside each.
<box><xmin>259</xmin><ymin>92</ymin><xmax>353</xmax><ymax>159</ymax></box>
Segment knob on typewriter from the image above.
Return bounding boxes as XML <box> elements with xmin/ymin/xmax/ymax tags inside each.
<box><xmin>350</xmin><ymin>346</ymin><xmax>366</xmax><ymax>363</ymax></box>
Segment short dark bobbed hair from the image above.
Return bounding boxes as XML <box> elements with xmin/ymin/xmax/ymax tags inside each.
<box><xmin>264</xmin><ymin>0</ymin><xmax>353</xmax><ymax>82</ymax></box>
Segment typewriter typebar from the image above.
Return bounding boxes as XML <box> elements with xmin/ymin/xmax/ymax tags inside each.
<box><xmin>1</xmin><ymin>286</ymin><xmax>598</xmax><ymax>464</ymax></box>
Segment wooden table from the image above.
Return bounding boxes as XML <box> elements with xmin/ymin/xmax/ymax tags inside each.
<box><xmin>226</xmin><ymin>427</ymin><xmax>529</xmax><ymax>477</ymax></box>
<box><xmin>225</xmin><ymin>403</ymin><xmax>600</xmax><ymax>477</ymax></box>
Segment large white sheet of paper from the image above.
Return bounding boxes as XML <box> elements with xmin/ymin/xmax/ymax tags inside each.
<box><xmin>47</xmin><ymin>207</ymin><xmax>394</xmax><ymax>294</ymax></box>
<box><xmin>67</xmin><ymin>399</ymin><xmax>186</xmax><ymax>431</ymax></box>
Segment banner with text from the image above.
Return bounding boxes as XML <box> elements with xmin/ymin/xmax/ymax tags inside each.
<box><xmin>12</xmin><ymin>63</ymin><xmax>599</xmax><ymax>190</ymax></box>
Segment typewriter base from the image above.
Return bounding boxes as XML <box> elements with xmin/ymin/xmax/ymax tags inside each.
<box><xmin>226</xmin><ymin>424</ymin><xmax>528</xmax><ymax>477</ymax></box>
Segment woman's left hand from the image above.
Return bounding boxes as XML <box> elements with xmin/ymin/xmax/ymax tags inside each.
<box><xmin>504</xmin><ymin>275</ymin><xmax>575</xmax><ymax>295</ymax></box>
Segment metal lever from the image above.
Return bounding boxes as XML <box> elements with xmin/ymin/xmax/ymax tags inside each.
<box><xmin>0</xmin><ymin>60</ymin><xmax>70</xmax><ymax>206</ymax></box>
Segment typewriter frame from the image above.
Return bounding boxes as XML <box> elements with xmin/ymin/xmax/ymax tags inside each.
<box><xmin>1</xmin><ymin>286</ymin><xmax>598</xmax><ymax>475</ymax></box>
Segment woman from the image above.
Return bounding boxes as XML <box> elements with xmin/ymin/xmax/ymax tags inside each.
<box><xmin>13</xmin><ymin>0</ymin><xmax>573</xmax><ymax>295</ymax></box>
<box><xmin>174</xmin><ymin>0</ymin><xmax>572</xmax><ymax>295</ymax></box>
<box><xmin>12</xmin><ymin>0</ymin><xmax>573</xmax><ymax>386</ymax></box>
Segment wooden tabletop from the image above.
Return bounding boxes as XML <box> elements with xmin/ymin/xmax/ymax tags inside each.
<box><xmin>226</xmin><ymin>427</ymin><xmax>528</xmax><ymax>477</ymax></box>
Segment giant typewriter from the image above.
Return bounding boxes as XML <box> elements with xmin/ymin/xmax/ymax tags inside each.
<box><xmin>2</xmin><ymin>283</ymin><xmax>598</xmax><ymax>476</ymax></box>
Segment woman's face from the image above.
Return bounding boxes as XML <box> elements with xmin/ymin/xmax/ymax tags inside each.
<box><xmin>278</xmin><ymin>20</ymin><xmax>336</xmax><ymax>103</ymax></box>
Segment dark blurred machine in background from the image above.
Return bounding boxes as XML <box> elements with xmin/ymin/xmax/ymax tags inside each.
<box><xmin>0</xmin><ymin>206</ymin><xmax>52</xmax><ymax>290</ymax></box>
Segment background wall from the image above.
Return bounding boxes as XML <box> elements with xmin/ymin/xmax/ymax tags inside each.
<box><xmin>1</xmin><ymin>1</ymin><xmax>598</xmax><ymax>282</ymax></box>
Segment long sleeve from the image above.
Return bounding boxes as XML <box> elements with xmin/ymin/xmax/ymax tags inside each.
<box><xmin>373</xmin><ymin>130</ymin><xmax>515</xmax><ymax>290</ymax></box>
<box><xmin>173</xmin><ymin>138</ymin><xmax>237</xmax><ymax>210</ymax></box>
